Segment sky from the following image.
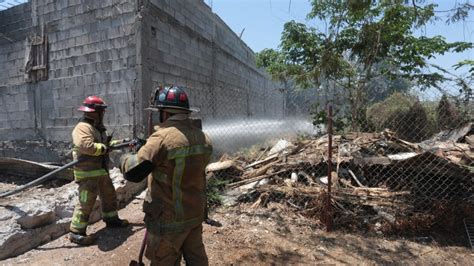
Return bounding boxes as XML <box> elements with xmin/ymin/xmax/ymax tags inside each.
<box><xmin>0</xmin><ymin>0</ymin><xmax>27</xmax><ymax>10</ymax></box>
<box><xmin>209</xmin><ymin>0</ymin><xmax>474</xmax><ymax>77</ymax></box>
<box><xmin>1</xmin><ymin>0</ymin><xmax>472</xmax><ymax>77</ymax></box>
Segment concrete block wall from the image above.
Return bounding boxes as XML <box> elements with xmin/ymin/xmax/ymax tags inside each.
<box><xmin>143</xmin><ymin>0</ymin><xmax>283</xmax><ymax>125</ymax></box>
<box><xmin>38</xmin><ymin>0</ymin><xmax>137</xmax><ymax>141</ymax></box>
<box><xmin>0</xmin><ymin>4</ymin><xmax>37</xmax><ymax>139</ymax></box>
<box><xmin>0</xmin><ymin>4</ymin><xmax>32</xmax><ymax>86</ymax></box>
<box><xmin>0</xmin><ymin>0</ymin><xmax>138</xmax><ymax>142</ymax></box>
<box><xmin>0</xmin><ymin>0</ymin><xmax>283</xmax><ymax>159</ymax></box>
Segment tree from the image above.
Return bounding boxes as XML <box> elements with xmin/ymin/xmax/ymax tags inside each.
<box><xmin>256</xmin><ymin>49</ymin><xmax>318</xmax><ymax>116</ymax></box>
<box><xmin>436</xmin><ymin>94</ymin><xmax>462</xmax><ymax>130</ymax></box>
<box><xmin>444</xmin><ymin>1</ymin><xmax>474</xmax><ymax>24</ymax></box>
<box><xmin>400</xmin><ymin>100</ymin><xmax>430</xmax><ymax>141</ymax></box>
<box><xmin>259</xmin><ymin>0</ymin><xmax>473</xmax><ymax>131</ymax></box>
<box><xmin>256</xmin><ymin>49</ymin><xmax>289</xmax><ymax>83</ymax></box>
<box><xmin>432</xmin><ymin>61</ymin><xmax>474</xmax><ymax>121</ymax></box>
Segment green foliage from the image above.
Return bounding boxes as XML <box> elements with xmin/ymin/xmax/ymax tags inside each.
<box><xmin>355</xmin><ymin>106</ymin><xmax>376</xmax><ymax>132</ymax></box>
<box><xmin>256</xmin><ymin>49</ymin><xmax>288</xmax><ymax>82</ymax></box>
<box><xmin>400</xmin><ymin>101</ymin><xmax>431</xmax><ymax>142</ymax></box>
<box><xmin>422</xmin><ymin>100</ymin><xmax>439</xmax><ymax>134</ymax></box>
<box><xmin>258</xmin><ymin>0</ymin><xmax>473</xmax><ymax>131</ymax></box>
<box><xmin>310</xmin><ymin>104</ymin><xmax>350</xmax><ymax>134</ymax></box>
<box><xmin>446</xmin><ymin>2</ymin><xmax>474</xmax><ymax>24</ymax></box>
<box><xmin>298</xmin><ymin>0</ymin><xmax>472</xmax><ymax>88</ymax></box>
<box><xmin>437</xmin><ymin>95</ymin><xmax>463</xmax><ymax>130</ymax></box>
<box><xmin>454</xmin><ymin>59</ymin><xmax>474</xmax><ymax>76</ymax></box>
<box><xmin>255</xmin><ymin>48</ymin><xmax>309</xmax><ymax>87</ymax></box>
<box><xmin>366</xmin><ymin>63</ymin><xmax>412</xmax><ymax>102</ymax></box>
<box><xmin>311</xmin><ymin>102</ymin><xmax>374</xmax><ymax>134</ymax></box>
<box><xmin>451</xmin><ymin>61</ymin><xmax>474</xmax><ymax>116</ymax></box>
<box><xmin>367</xmin><ymin>92</ymin><xmax>415</xmax><ymax>130</ymax></box>
<box><xmin>367</xmin><ymin>93</ymin><xmax>435</xmax><ymax>141</ymax></box>
<box><xmin>206</xmin><ymin>177</ymin><xmax>229</xmax><ymax>209</ymax></box>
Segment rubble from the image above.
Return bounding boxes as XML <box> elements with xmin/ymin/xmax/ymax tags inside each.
<box><xmin>206</xmin><ymin>123</ymin><xmax>474</xmax><ymax>235</ymax></box>
<box><xmin>0</xmin><ymin>168</ymin><xmax>145</xmax><ymax>260</ymax></box>
<box><xmin>15</xmin><ymin>200</ymin><xmax>57</xmax><ymax>229</ymax></box>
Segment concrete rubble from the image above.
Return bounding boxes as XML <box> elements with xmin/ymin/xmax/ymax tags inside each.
<box><xmin>0</xmin><ymin>168</ymin><xmax>145</xmax><ymax>260</ymax></box>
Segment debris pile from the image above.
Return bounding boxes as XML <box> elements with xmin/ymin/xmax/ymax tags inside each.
<box><xmin>0</xmin><ymin>168</ymin><xmax>145</xmax><ymax>260</ymax></box>
<box><xmin>207</xmin><ymin>123</ymin><xmax>474</xmax><ymax>235</ymax></box>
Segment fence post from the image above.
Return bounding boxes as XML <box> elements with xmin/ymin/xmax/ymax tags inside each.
<box><xmin>326</xmin><ymin>105</ymin><xmax>333</xmax><ymax>231</ymax></box>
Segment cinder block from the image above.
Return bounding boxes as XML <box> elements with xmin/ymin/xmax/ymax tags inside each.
<box><xmin>164</xmin><ymin>75</ymin><xmax>177</xmax><ymax>85</ymax></box>
<box><xmin>73</xmin><ymin>65</ymin><xmax>84</xmax><ymax>76</ymax></box>
<box><xmin>75</xmin><ymin>77</ymin><xmax>85</xmax><ymax>89</ymax></box>
<box><xmin>100</xmin><ymin>0</ymin><xmax>114</xmax><ymax>8</ymax></box>
<box><xmin>124</xmin><ymin>69</ymin><xmax>136</xmax><ymax>80</ymax></box>
<box><xmin>99</xmin><ymin>61</ymin><xmax>113</xmax><ymax>72</ymax></box>
<box><xmin>126</xmin><ymin>56</ymin><xmax>136</xmax><ymax>67</ymax></box>
<box><xmin>163</xmin><ymin>54</ymin><xmax>176</xmax><ymax>65</ymax></box>
<box><xmin>150</xmin><ymin>0</ymin><xmax>164</xmax><ymax>10</ymax></box>
<box><xmin>111</xmin><ymin>70</ymin><xmax>122</xmax><ymax>82</ymax></box>
<box><xmin>98</xmin><ymin>50</ymin><xmax>111</xmax><ymax>61</ymax></box>
<box><xmin>169</xmin><ymin>66</ymin><xmax>181</xmax><ymax>76</ymax></box>
<box><xmin>111</xmin><ymin>60</ymin><xmax>123</xmax><ymax>71</ymax></box>
<box><xmin>114</xmin><ymin>102</ymin><xmax>131</xmax><ymax>117</ymax></box>
<box><xmin>152</xmin><ymin>72</ymin><xmax>165</xmax><ymax>83</ymax></box>
<box><xmin>82</xmin><ymin>63</ymin><xmax>93</xmax><ymax>75</ymax></box>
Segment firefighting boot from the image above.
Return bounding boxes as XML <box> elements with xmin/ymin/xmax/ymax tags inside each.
<box><xmin>104</xmin><ymin>217</ymin><xmax>129</xmax><ymax>228</ymax></box>
<box><xmin>69</xmin><ymin>232</ymin><xmax>96</xmax><ymax>246</ymax></box>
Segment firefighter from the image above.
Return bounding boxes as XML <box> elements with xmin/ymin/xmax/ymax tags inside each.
<box><xmin>69</xmin><ymin>95</ymin><xmax>129</xmax><ymax>245</ymax></box>
<box><xmin>120</xmin><ymin>86</ymin><xmax>212</xmax><ymax>265</ymax></box>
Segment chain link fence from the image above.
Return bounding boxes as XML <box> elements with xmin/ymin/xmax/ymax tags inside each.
<box><xmin>203</xmin><ymin>85</ymin><xmax>473</xmax><ymax>238</ymax></box>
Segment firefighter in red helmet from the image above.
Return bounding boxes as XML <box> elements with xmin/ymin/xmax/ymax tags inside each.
<box><xmin>69</xmin><ymin>96</ymin><xmax>129</xmax><ymax>245</ymax></box>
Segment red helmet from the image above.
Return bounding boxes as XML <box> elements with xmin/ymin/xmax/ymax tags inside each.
<box><xmin>78</xmin><ymin>96</ymin><xmax>107</xmax><ymax>112</ymax></box>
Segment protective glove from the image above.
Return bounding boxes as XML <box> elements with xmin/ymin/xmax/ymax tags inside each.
<box><xmin>133</xmin><ymin>138</ymin><xmax>146</xmax><ymax>152</ymax></box>
<box><xmin>109</xmin><ymin>138</ymin><xmax>131</xmax><ymax>146</ymax></box>
<box><xmin>98</xmin><ymin>143</ymin><xmax>110</xmax><ymax>155</ymax></box>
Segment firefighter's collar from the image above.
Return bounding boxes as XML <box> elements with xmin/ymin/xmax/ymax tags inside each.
<box><xmin>153</xmin><ymin>114</ymin><xmax>190</xmax><ymax>131</ymax></box>
<box><xmin>167</xmin><ymin>113</ymin><xmax>190</xmax><ymax>121</ymax></box>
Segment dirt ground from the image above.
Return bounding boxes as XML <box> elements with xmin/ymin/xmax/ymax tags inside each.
<box><xmin>2</xmin><ymin>198</ymin><xmax>473</xmax><ymax>266</ymax></box>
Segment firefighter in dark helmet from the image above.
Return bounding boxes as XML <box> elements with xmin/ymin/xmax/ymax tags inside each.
<box><xmin>121</xmin><ymin>87</ymin><xmax>212</xmax><ymax>265</ymax></box>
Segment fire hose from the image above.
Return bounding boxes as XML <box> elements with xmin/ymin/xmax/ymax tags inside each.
<box><xmin>0</xmin><ymin>139</ymin><xmax>142</xmax><ymax>199</ymax></box>
<box><xmin>0</xmin><ymin>159</ymin><xmax>81</xmax><ymax>198</ymax></box>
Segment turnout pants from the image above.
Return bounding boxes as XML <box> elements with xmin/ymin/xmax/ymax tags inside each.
<box><xmin>70</xmin><ymin>175</ymin><xmax>118</xmax><ymax>234</ymax></box>
<box><xmin>145</xmin><ymin>224</ymin><xmax>208</xmax><ymax>266</ymax></box>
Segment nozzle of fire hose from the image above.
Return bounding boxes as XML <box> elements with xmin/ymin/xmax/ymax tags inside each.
<box><xmin>109</xmin><ymin>138</ymin><xmax>146</xmax><ymax>151</ymax></box>
<box><xmin>133</xmin><ymin>138</ymin><xmax>146</xmax><ymax>151</ymax></box>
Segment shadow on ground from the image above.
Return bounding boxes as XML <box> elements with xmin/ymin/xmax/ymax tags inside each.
<box><xmin>94</xmin><ymin>222</ymin><xmax>145</xmax><ymax>252</ymax></box>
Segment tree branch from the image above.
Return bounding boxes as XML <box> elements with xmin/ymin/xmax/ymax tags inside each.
<box><xmin>412</xmin><ymin>0</ymin><xmax>419</xmax><ymax>18</ymax></box>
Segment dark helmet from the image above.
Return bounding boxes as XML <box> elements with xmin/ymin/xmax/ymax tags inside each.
<box><xmin>78</xmin><ymin>96</ymin><xmax>107</xmax><ymax>112</ymax></box>
<box><xmin>149</xmin><ymin>86</ymin><xmax>193</xmax><ymax>113</ymax></box>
